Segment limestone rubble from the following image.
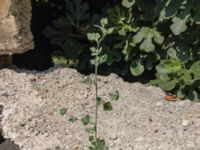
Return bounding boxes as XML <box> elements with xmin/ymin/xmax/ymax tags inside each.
<box><xmin>0</xmin><ymin>0</ymin><xmax>34</xmax><ymax>55</ymax></box>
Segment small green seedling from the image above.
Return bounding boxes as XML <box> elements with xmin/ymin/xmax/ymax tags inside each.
<box><xmin>60</xmin><ymin>108</ymin><xmax>67</xmax><ymax>116</ymax></box>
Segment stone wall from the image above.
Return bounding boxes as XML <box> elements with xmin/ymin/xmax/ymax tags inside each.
<box><xmin>0</xmin><ymin>0</ymin><xmax>34</xmax><ymax>55</ymax></box>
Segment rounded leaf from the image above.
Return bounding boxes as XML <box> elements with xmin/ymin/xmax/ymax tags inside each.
<box><xmin>103</xmin><ymin>102</ymin><xmax>113</xmax><ymax>111</ymax></box>
<box><xmin>170</xmin><ymin>16</ymin><xmax>188</xmax><ymax>35</ymax></box>
<box><xmin>140</xmin><ymin>38</ymin><xmax>155</xmax><ymax>52</ymax></box>
<box><xmin>190</xmin><ymin>61</ymin><xmax>200</xmax><ymax>79</ymax></box>
<box><xmin>130</xmin><ymin>61</ymin><xmax>144</xmax><ymax>76</ymax></box>
<box><xmin>158</xmin><ymin>80</ymin><xmax>177</xmax><ymax>91</ymax></box>
<box><xmin>81</xmin><ymin>115</ymin><xmax>90</xmax><ymax>125</ymax></box>
<box><xmin>122</xmin><ymin>0</ymin><xmax>135</xmax><ymax>8</ymax></box>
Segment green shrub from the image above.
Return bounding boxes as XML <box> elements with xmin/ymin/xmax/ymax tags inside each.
<box><xmin>44</xmin><ymin>0</ymin><xmax>200</xmax><ymax>101</ymax></box>
<box><xmin>101</xmin><ymin>0</ymin><xmax>200</xmax><ymax>101</ymax></box>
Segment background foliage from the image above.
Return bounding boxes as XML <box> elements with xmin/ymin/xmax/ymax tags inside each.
<box><xmin>43</xmin><ymin>0</ymin><xmax>200</xmax><ymax>101</ymax></box>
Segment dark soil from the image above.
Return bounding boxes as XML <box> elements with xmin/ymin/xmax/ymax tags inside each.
<box><xmin>0</xmin><ymin>139</ymin><xmax>20</xmax><ymax>150</ymax></box>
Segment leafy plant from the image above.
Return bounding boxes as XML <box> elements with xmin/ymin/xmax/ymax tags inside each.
<box><xmin>47</xmin><ymin>0</ymin><xmax>200</xmax><ymax>102</ymax></box>
<box><xmin>96</xmin><ymin>0</ymin><xmax>200</xmax><ymax>101</ymax></box>
<box><xmin>43</xmin><ymin>0</ymin><xmax>98</xmax><ymax>63</ymax></box>
<box><xmin>150</xmin><ymin>45</ymin><xmax>200</xmax><ymax>101</ymax></box>
<box><xmin>85</xmin><ymin>18</ymin><xmax>116</xmax><ymax>149</ymax></box>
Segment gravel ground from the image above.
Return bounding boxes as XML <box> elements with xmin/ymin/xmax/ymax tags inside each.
<box><xmin>0</xmin><ymin>67</ymin><xmax>200</xmax><ymax>150</ymax></box>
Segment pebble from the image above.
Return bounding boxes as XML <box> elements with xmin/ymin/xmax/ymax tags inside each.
<box><xmin>182</xmin><ymin>120</ymin><xmax>190</xmax><ymax>127</ymax></box>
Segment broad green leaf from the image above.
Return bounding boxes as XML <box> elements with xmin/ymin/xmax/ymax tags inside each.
<box><xmin>149</xmin><ymin>79</ymin><xmax>161</xmax><ymax>85</ymax></box>
<box><xmin>156</xmin><ymin>64</ymin><xmax>170</xmax><ymax>74</ymax></box>
<box><xmin>164</xmin><ymin>0</ymin><xmax>182</xmax><ymax>18</ymax></box>
<box><xmin>167</xmin><ymin>48</ymin><xmax>177</xmax><ymax>58</ymax></box>
<box><xmin>157</xmin><ymin>59</ymin><xmax>182</xmax><ymax>73</ymax></box>
<box><xmin>133</xmin><ymin>27</ymin><xmax>163</xmax><ymax>52</ymax></box>
<box><xmin>60</xmin><ymin>108</ymin><xmax>67</xmax><ymax>116</ymax></box>
<box><xmin>130</xmin><ymin>61</ymin><xmax>144</xmax><ymax>76</ymax></box>
<box><xmin>122</xmin><ymin>0</ymin><xmax>135</xmax><ymax>8</ymax></box>
<box><xmin>100</xmin><ymin>18</ymin><xmax>108</xmax><ymax>26</ymax></box>
<box><xmin>140</xmin><ymin>38</ymin><xmax>155</xmax><ymax>52</ymax></box>
<box><xmin>153</xmin><ymin>31</ymin><xmax>164</xmax><ymax>44</ymax></box>
<box><xmin>87</xmin><ymin>33</ymin><xmax>101</xmax><ymax>42</ymax></box>
<box><xmin>133</xmin><ymin>28</ymin><xmax>146</xmax><ymax>44</ymax></box>
<box><xmin>81</xmin><ymin>115</ymin><xmax>90</xmax><ymax>125</ymax></box>
<box><xmin>170</xmin><ymin>16</ymin><xmax>189</xmax><ymax>35</ymax></box>
<box><xmin>190</xmin><ymin>61</ymin><xmax>200</xmax><ymax>79</ymax></box>
<box><xmin>181</xmin><ymin>71</ymin><xmax>193</xmax><ymax>85</ymax></box>
<box><xmin>155</xmin><ymin>73</ymin><xmax>171</xmax><ymax>81</ymax></box>
<box><xmin>103</xmin><ymin>102</ymin><xmax>113</xmax><ymax>111</ymax></box>
<box><xmin>158</xmin><ymin>80</ymin><xmax>177</xmax><ymax>91</ymax></box>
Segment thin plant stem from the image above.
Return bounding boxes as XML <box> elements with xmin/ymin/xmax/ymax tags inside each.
<box><xmin>94</xmin><ymin>40</ymin><xmax>100</xmax><ymax>140</ymax></box>
<box><xmin>94</xmin><ymin>35</ymin><xmax>105</xmax><ymax>144</ymax></box>
<box><xmin>94</xmin><ymin>63</ymin><xmax>98</xmax><ymax>140</ymax></box>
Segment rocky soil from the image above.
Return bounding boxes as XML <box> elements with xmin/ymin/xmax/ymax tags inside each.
<box><xmin>0</xmin><ymin>67</ymin><xmax>200</xmax><ymax>150</ymax></box>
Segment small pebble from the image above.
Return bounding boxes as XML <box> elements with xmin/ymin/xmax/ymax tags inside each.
<box><xmin>182</xmin><ymin>120</ymin><xmax>190</xmax><ymax>127</ymax></box>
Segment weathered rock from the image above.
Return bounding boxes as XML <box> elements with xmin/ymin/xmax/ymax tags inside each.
<box><xmin>0</xmin><ymin>0</ymin><xmax>34</xmax><ymax>55</ymax></box>
<box><xmin>0</xmin><ymin>67</ymin><xmax>200</xmax><ymax>150</ymax></box>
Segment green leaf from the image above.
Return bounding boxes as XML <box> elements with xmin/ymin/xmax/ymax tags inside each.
<box><xmin>99</xmin><ymin>54</ymin><xmax>108</xmax><ymax>64</ymax></box>
<box><xmin>164</xmin><ymin>1</ymin><xmax>182</xmax><ymax>18</ymax></box>
<box><xmin>170</xmin><ymin>16</ymin><xmax>189</xmax><ymax>35</ymax></box>
<box><xmin>155</xmin><ymin>73</ymin><xmax>171</xmax><ymax>81</ymax></box>
<box><xmin>107</xmin><ymin>27</ymin><xmax>115</xmax><ymax>34</ymax></box>
<box><xmin>122</xmin><ymin>0</ymin><xmax>135</xmax><ymax>8</ymax></box>
<box><xmin>87</xmin><ymin>33</ymin><xmax>101</xmax><ymax>42</ymax></box>
<box><xmin>109</xmin><ymin>90</ymin><xmax>119</xmax><ymax>101</ymax></box>
<box><xmin>167</xmin><ymin>48</ymin><xmax>177</xmax><ymax>58</ymax></box>
<box><xmin>103</xmin><ymin>102</ymin><xmax>113</xmax><ymax>111</ymax></box>
<box><xmin>133</xmin><ymin>27</ymin><xmax>163</xmax><ymax>52</ymax></box>
<box><xmin>100</xmin><ymin>18</ymin><xmax>108</xmax><ymax>26</ymax></box>
<box><xmin>90</xmin><ymin>138</ymin><xmax>108</xmax><ymax>150</ymax></box>
<box><xmin>153</xmin><ymin>31</ymin><xmax>164</xmax><ymax>44</ymax></box>
<box><xmin>81</xmin><ymin>115</ymin><xmax>90</xmax><ymax>125</ymax></box>
<box><xmin>60</xmin><ymin>108</ymin><xmax>67</xmax><ymax>115</ymax></box>
<box><xmin>190</xmin><ymin>61</ymin><xmax>200</xmax><ymax>79</ymax></box>
<box><xmin>181</xmin><ymin>71</ymin><xmax>193</xmax><ymax>85</ymax></box>
<box><xmin>130</xmin><ymin>61</ymin><xmax>144</xmax><ymax>76</ymax></box>
<box><xmin>65</xmin><ymin>0</ymin><xmax>90</xmax><ymax>25</ymax></box>
<box><xmin>158</xmin><ymin>80</ymin><xmax>177</xmax><ymax>91</ymax></box>
<box><xmin>132</xmin><ymin>28</ymin><xmax>146</xmax><ymax>44</ymax></box>
<box><xmin>97</xmin><ymin>97</ymin><xmax>102</xmax><ymax>105</ymax></box>
<box><xmin>157</xmin><ymin>59</ymin><xmax>182</xmax><ymax>73</ymax></box>
<box><xmin>68</xmin><ymin>116</ymin><xmax>78</xmax><ymax>123</ymax></box>
<box><xmin>140</xmin><ymin>38</ymin><xmax>155</xmax><ymax>52</ymax></box>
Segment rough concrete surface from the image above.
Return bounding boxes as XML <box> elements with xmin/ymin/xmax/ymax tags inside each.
<box><xmin>0</xmin><ymin>67</ymin><xmax>200</xmax><ymax>150</ymax></box>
